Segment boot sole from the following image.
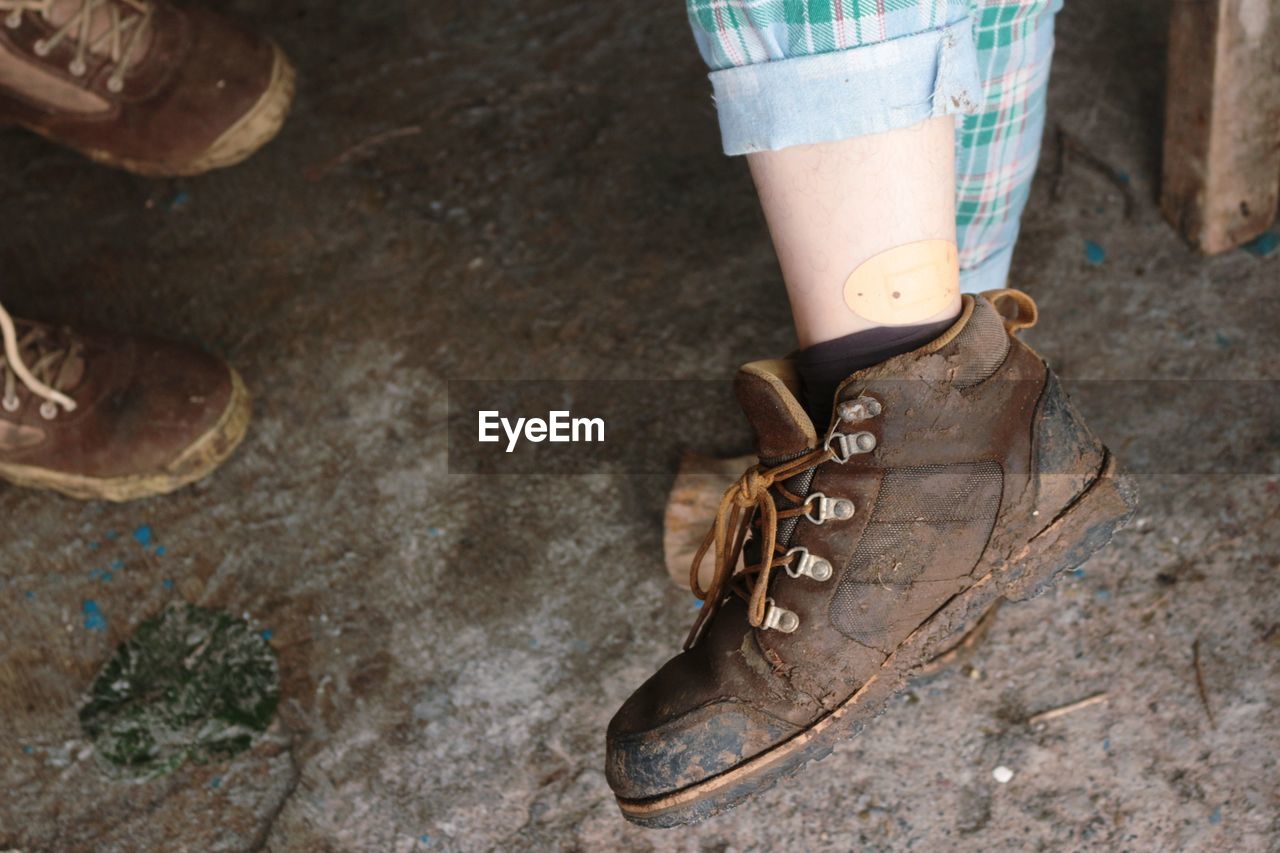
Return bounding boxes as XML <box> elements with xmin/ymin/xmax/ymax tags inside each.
<box><xmin>22</xmin><ymin>43</ymin><xmax>296</xmax><ymax>178</ymax></box>
<box><xmin>0</xmin><ymin>367</ymin><xmax>251</xmax><ymax>502</ymax></box>
<box><xmin>615</xmin><ymin>451</ymin><xmax>1138</xmax><ymax>827</ymax></box>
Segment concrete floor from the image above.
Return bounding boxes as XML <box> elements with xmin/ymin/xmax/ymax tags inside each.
<box><xmin>1</xmin><ymin>0</ymin><xmax>1277</xmax><ymax>849</ymax></box>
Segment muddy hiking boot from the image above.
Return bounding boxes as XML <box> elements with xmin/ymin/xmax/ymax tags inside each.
<box><xmin>0</xmin><ymin>300</ymin><xmax>250</xmax><ymax>501</ymax></box>
<box><xmin>0</xmin><ymin>0</ymin><xmax>294</xmax><ymax>176</ymax></box>
<box><xmin>606</xmin><ymin>289</ymin><xmax>1138</xmax><ymax>827</ymax></box>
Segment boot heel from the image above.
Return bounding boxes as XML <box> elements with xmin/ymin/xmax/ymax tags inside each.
<box><xmin>1001</xmin><ymin>452</ymin><xmax>1139</xmax><ymax>602</ymax></box>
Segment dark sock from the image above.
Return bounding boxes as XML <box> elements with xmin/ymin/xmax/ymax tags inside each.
<box><xmin>796</xmin><ymin>315</ymin><xmax>958</xmax><ymax>429</ymax></box>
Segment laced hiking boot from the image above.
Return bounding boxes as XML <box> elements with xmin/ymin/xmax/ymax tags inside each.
<box><xmin>606</xmin><ymin>289</ymin><xmax>1138</xmax><ymax>827</ymax></box>
<box><xmin>0</xmin><ymin>300</ymin><xmax>250</xmax><ymax>501</ymax></box>
<box><xmin>0</xmin><ymin>0</ymin><xmax>294</xmax><ymax>176</ymax></box>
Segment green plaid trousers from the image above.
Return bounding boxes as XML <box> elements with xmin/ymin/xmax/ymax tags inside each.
<box><xmin>688</xmin><ymin>0</ymin><xmax>1063</xmax><ymax>291</ymax></box>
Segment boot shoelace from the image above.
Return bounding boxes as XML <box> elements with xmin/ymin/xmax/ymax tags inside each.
<box><xmin>685</xmin><ymin>396</ymin><xmax>883</xmax><ymax>649</ymax></box>
<box><xmin>0</xmin><ymin>299</ymin><xmax>80</xmax><ymax>418</ymax></box>
<box><xmin>0</xmin><ymin>0</ymin><xmax>153</xmax><ymax>92</ymax></box>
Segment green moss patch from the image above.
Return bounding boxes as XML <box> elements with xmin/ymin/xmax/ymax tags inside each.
<box><xmin>79</xmin><ymin>603</ymin><xmax>279</xmax><ymax>779</ymax></box>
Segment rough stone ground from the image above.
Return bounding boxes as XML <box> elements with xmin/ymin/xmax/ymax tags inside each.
<box><xmin>0</xmin><ymin>0</ymin><xmax>1276</xmax><ymax>849</ymax></box>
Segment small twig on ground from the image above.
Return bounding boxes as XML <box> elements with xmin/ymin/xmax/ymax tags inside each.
<box><xmin>1192</xmin><ymin>637</ymin><xmax>1216</xmax><ymax>729</ymax></box>
<box><xmin>306</xmin><ymin>126</ymin><xmax>424</xmax><ymax>181</ymax></box>
<box><xmin>1051</xmin><ymin>127</ymin><xmax>1137</xmax><ymax>220</ymax></box>
<box><xmin>1027</xmin><ymin>691</ymin><xmax>1109</xmax><ymax>725</ymax></box>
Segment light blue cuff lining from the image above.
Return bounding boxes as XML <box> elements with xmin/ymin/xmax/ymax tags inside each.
<box><xmin>959</xmin><ymin>243</ymin><xmax>1015</xmax><ymax>294</ymax></box>
<box><xmin>710</xmin><ymin>17</ymin><xmax>982</xmax><ymax>156</ymax></box>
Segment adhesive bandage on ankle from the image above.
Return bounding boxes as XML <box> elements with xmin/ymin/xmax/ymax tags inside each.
<box><xmin>842</xmin><ymin>239</ymin><xmax>960</xmax><ymax>325</ymax></box>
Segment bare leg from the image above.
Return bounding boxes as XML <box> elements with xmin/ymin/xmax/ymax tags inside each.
<box><xmin>747</xmin><ymin>116</ymin><xmax>961</xmax><ymax>349</ymax></box>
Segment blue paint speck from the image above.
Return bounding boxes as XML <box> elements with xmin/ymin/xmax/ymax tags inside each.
<box><xmin>210</xmin><ymin>776</ymin><xmax>222</xmax><ymax>789</ymax></box>
<box><xmin>1070</xmin><ymin>567</ymin><xmax>1086</xmax><ymax>578</ymax></box>
<box><xmin>1242</xmin><ymin>230</ymin><xmax>1279</xmax><ymax>258</ymax></box>
<box><xmin>162</xmin><ymin>579</ymin><xmax>174</xmax><ymax>590</ymax></box>
<box><xmin>1084</xmin><ymin>240</ymin><xmax>1107</xmax><ymax>265</ymax></box>
<box><xmin>426</xmin><ymin>527</ymin><xmax>443</xmax><ymax>537</ymax></box>
<box><xmin>111</xmin><ymin>558</ymin><xmax>124</xmax><ymax>570</ymax></box>
<box><xmin>132</xmin><ymin>525</ymin><xmax>153</xmax><ymax>547</ymax></box>
<box><xmin>260</xmin><ymin>629</ymin><xmax>273</xmax><ymax>641</ymax></box>
<box><xmin>25</xmin><ymin>590</ymin><xmax>35</xmax><ymax>601</ymax></box>
<box><xmin>1095</xmin><ymin>588</ymin><xmax>1111</xmax><ymax>601</ymax></box>
<box><xmin>101</xmin><ymin>571</ymin><xmax>113</xmax><ymax>583</ymax></box>
<box><xmin>1209</xmin><ymin>806</ymin><xmax>1222</xmax><ymax>825</ymax></box>
<box><xmin>21</xmin><ymin>745</ymin><xmax>33</xmax><ymax>754</ymax></box>
<box><xmin>419</xmin><ymin>835</ymin><xmax>431</xmax><ymax>845</ymax></box>
<box><xmin>693</xmin><ymin>599</ymin><xmax>703</xmax><ymax>610</ymax></box>
<box><xmin>82</xmin><ymin>600</ymin><xmax>107</xmax><ymax>632</ymax></box>
<box><xmin>88</xmin><ymin>541</ymin><xmax>100</xmax><ymax>551</ymax></box>
<box><xmin>169</xmin><ymin>191</ymin><xmax>191</xmax><ymax>212</ymax></box>
<box><xmin>105</xmin><ymin>530</ymin><xmax>118</xmax><ymax>540</ymax></box>
<box><xmin>1102</xmin><ymin>737</ymin><xmax>1111</xmax><ymax>753</ymax></box>
<box><xmin>155</xmin><ymin>545</ymin><xmax>167</xmax><ymax>556</ymax></box>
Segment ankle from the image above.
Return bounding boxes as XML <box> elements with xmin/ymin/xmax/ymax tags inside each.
<box><xmin>795</xmin><ymin>308</ymin><xmax>960</xmax><ymax>430</ymax></box>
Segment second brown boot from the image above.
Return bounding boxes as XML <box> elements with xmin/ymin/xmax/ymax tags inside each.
<box><xmin>0</xmin><ymin>299</ymin><xmax>250</xmax><ymax>501</ymax></box>
<box><xmin>606</xmin><ymin>289</ymin><xmax>1138</xmax><ymax>826</ymax></box>
<box><xmin>0</xmin><ymin>0</ymin><xmax>294</xmax><ymax>175</ymax></box>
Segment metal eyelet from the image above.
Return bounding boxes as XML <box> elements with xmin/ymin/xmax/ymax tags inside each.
<box><xmin>785</xmin><ymin>547</ymin><xmax>833</xmax><ymax>582</ymax></box>
<box><xmin>69</xmin><ymin>57</ymin><xmax>86</xmax><ymax>76</ymax></box>
<box><xmin>2</xmin><ymin>395</ymin><xmax>19</xmax><ymax>412</ymax></box>
<box><xmin>837</xmin><ymin>395</ymin><xmax>882</xmax><ymax>423</ymax></box>
<box><xmin>39</xmin><ymin>400</ymin><xmax>58</xmax><ymax>420</ymax></box>
<box><xmin>824</xmin><ymin>430</ymin><xmax>876</xmax><ymax>463</ymax></box>
<box><xmin>107</xmin><ymin>75</ymin><xmax>124</xmax><ymax>93</ymax></box>
<box><xmin>5</xmin><ymin>11</ymin><xmax>22</xmax><ymax>29</ymax></box>
<box><xmin>32</xmin><ymin>38</ymin><xmax>49</xmax><ymax>56</ymax></box>
<box><xmin>802</xmin><ymin>491</ymin><xmax>855</xmax><ymax>525</ymax></box>
<box><xmin>761</xmin><ymin>599</ymin><xmax>799</xmax><ymax>633</ymax></box>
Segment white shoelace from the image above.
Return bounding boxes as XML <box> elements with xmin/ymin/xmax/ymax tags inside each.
<box><xmin>0</xmin><ymin>299</ymin><xmax>78</xmax><ymax>414</ymax></box>
<box><xmin>0</xmin><ymin>0</ymin><xmax>153</xmax><ymax>92</ymax></box>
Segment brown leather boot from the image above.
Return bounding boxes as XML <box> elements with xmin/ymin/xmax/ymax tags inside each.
<box><xmin>0</xmin><ymin>0</ymin><xmax>293</xmax><ymax>176</ymax></box>
<box><xmin>606</xmin><ymin>290</ymin><xmax>1138</xmax><ymax>826</ymax></box>
<box><xmin>0</xmin><ymin>300</ymin><xmax>250</xmax><ymax>501</ymax></box>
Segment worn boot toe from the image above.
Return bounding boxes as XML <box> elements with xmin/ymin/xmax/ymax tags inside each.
<box><xmin>607</xmin><ymin>673</ymin><xmax>800</xmax><ymax>801</ymax></box>
<box><xmin>605</xmin><ymin>597</ymin><xmax>809</xmax><ymax>801</ymax></box>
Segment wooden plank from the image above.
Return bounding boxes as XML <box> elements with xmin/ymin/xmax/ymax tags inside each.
<box><xmin>1161</xmin><ymin>0</ymin><xmax>1280</xmax><ymax>254</ymax></box>
<box><xmin>663</xmin><ymin>451</ymin><xmax>754</xmax><ymax>591</ymax></box>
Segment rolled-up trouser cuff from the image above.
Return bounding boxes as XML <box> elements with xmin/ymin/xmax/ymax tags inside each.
<box><xmin>710</xmin><ymin>17</ymin><xmax>982</xmax><ymax>156</ymax></box>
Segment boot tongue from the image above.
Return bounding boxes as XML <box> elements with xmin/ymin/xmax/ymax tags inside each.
<box><xmin>733</xmin><ymin>360</ymin><xmax>818</xmax><ymax>460</ymax></box>
<box><xmin>11</xmin><ymin>321</ymin><xmax>87</xmax><ymax>395</ymax></box>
